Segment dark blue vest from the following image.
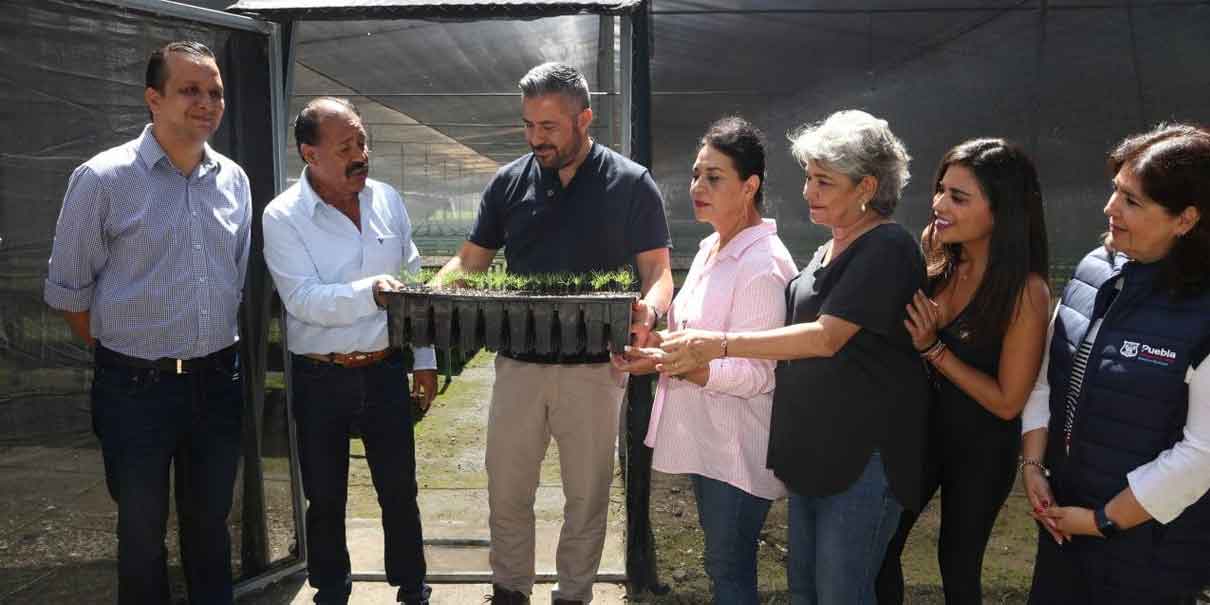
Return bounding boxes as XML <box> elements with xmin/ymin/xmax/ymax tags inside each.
<box><xmin>1046</xmin><ymin>247</ymin><xmax>1210</xmax><ymax>590</ymax></box>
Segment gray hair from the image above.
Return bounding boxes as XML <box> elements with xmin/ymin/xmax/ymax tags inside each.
<box><xmin>788</xmin><ymin>110</ymin><xmax>911</xmax><ymax>217</ymax></box>
<box><xmin>518</xmin><ymin>62</ymin><xmax>591</xmax><ymax>111</ymax></box>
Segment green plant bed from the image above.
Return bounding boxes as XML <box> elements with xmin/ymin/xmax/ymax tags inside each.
<box><xmin>385</xmin><ymin>269</ymin><xmax>637</xmax><ymax>357</ymax></box>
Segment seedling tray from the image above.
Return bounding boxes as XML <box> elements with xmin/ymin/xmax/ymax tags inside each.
<box><xmin>385</xmin><ymin>289</ymin><xmax>634</xmax><ymax>356</ymax></box>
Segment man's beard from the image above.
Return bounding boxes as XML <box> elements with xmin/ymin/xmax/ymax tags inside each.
<box><xmin>533</xmin><ymin>130</ymin><xmax>583</xmax><ymax>170</ymax></box>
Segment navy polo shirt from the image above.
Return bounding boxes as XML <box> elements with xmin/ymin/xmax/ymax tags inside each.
<box><xmin>468</xmin><ymin>141</ymin><xmax>671</xmax><ymax>275</ymax></box>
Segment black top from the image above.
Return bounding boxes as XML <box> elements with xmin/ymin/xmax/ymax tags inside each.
<box><xmin>931</xmin><ymin>300</ymin><xmax>1021</xmax><ymax>441</ymax></box>
<box><xmin>468</xmin><ymin>141</ymin><xmax>672</xmax><ymax>276</ymax></box>
<box><xmin>768</xmin><ymin>223</ymin><xmax>930</xmax><ymax>511</ymax></box>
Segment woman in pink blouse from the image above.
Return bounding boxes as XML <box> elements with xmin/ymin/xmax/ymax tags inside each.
<box><xmin>614</xmin><ymin>116</ymin><xmax>797</xmax><ymax>604</ymax></box>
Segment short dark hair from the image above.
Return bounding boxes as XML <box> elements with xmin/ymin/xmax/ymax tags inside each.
<box><xmin>293</xmin><ymin>97</ymin><xmax>362</xmax><ymax>161</ymax></box>
<box><xmin>145</xmin><ymin>41</ymin><xmax>215</xmax><ymax>93</ymax></box>
<box><xmin>1108</xmin><ymin>123</ymin><xmax>1210</xmax><ymax>297</ymax></box>
<box><xmin>518</xmin><ymin>62</ymin><xmax>590</xmax><ymax>112</ymax></box>
<box><xmin>699</xmin><ymin>116</ymin><xmax>767</xmax><ymax>213</ymax></box>
<box><xmin>923</xmin><ymin>138</ymin><xmax>1049</xmax><ymax>343</ymax></box>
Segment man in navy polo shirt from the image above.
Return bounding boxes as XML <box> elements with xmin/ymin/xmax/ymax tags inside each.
<box><xmin>435</xmin><ymin>62</ymin><xmax>673</xmax><ymax>604</ymax></box>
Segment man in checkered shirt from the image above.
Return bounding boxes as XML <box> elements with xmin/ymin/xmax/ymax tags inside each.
<box><xmin>44</xmin><ymin>41</ymin><xmax>250</xmax><ymax>605</ymax></box>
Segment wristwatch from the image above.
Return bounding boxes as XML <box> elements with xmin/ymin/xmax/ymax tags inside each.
<box><xmin>1094</xmin><ymin>505</ymin><xmax>1120</xmax><ymax>539</ymax></box>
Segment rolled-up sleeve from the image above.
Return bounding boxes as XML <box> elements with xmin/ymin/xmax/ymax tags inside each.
<box><xmin>262</xmin><ymin>207</ymin><xmax>380</xmax><ymax>327</ymax></box>
<box><xmin>1127</xmin><ymin>360</ymin><xmax>1210</xmax><ymax>524</ymax></box>
<box><xmin>702</xmin><ymin>269</ymin><xmax>787</xmax><ymax>399</ymax></box>
<box><xmin>45</xmin><ymin>165</ymin><xmax>110</xmax><ymax>312</ymax></box>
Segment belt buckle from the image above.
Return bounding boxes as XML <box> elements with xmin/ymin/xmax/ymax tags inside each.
<box><xmin>176</xmin><ymin>359</ymin><xmax>183</xmax><ymax>375</ymax></box>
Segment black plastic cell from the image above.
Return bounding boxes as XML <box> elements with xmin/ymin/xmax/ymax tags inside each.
<box><xmin>558</xmin><ymin>301</ymin><xmax>584</xmax><ymax>355</ymax></box>
<box><xmin>530</xmin><ymin>300</ymin><xmax>554</xmax><ymax>355</ymax></box>
<box><xmin>608</xmin><ymin>299</ymin><xmax>632</xmax><ymax>353</ymax></box>
<box><xmin>407</xmin><ymin>292</ymin><xmax>433</xmax><ymax>348</ymax></box>
<box><xmin>432</xmin><ymin>297</ymin><xmax>454</xmax><ymax>350</ymax></box>
<box><xmin>453</xmin><ymin>298</ymin><xmax>478</xmax><ymax>353</ymax></box>
<box><xmin>506</xmin><ymin>301</ymin><xmax>531</xmax><ymax>355</ymax></box>
<box><xmin>482</xmin><ymin>302</ymin><xmax>504</xmax><ymax>351</ymax></box>
<box><xmin>584</xmin><ymin>302</ymin><xmax>605</xmax><ymax>354</ymax></box>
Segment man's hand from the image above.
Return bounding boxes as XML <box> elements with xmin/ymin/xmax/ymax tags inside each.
<box><xmin>62</xmin><ymin>310</ymin><xmax>95</xmax><ymax>346</ymax></box>
<box><xmin>629</xmin><ymin>299</ymin><xmax>661</xmax><ymax>348</ymax></box>
<box><xmin>411</xmin><ymin>369</ymin><xmax>438</xmax><ymax>411</ymax></box>
<box><xmin>372</xmin><ymin>275</ymin><xmax>406</xmax><ymax>308</ymax></box>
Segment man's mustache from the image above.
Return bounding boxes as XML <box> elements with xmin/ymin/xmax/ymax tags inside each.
<box><xmin>346</xmin><ymin>162</ymin><xmax>369</xmax><ymax>177</ymax></box>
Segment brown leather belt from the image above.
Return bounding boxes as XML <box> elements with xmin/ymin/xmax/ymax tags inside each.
<box><xmin>304</xmin><ymin>349</ymin><xmax>391</xmax><ymax>368</ymax></box>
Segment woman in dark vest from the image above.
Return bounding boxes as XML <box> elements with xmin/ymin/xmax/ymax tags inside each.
<box><xmin>1020</xmin><ymin>124</ymin><xmax>1210</xmax><ymax>604</ymax></box>
<box><xmin>641</xmin><ymin>109</ymin><xmax>930</xmax><ymax>604</ymax></box>
<box><xmin>877</xmin><ymin>139</ymin><xmax>1052</xmax><ymax>604</ymax></box>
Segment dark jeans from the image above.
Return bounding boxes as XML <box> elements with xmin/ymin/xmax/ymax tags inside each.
<box><xmin>291</xmin><ymin>353</ymin><xmax>427</xmax><ymax>604</ymax></box>
<box><xmin>91</xmin><ymin>354</ymin><xmax>243</xmax><ymax>605</ymax></box>
<box><xmin>788</xmin><ymin>452</ymin><xmax>902</xmax><ymax>605</ymax></box>
<box><xmin>691</xmin><ymin>475</ymin><xmax>772</xmax><ymax>605</ymax></box>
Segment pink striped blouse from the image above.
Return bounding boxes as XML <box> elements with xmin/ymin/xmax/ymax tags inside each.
<box><xmin>645</xmin><ymin>219</ymin><xmax>798</xmax><ymax>500</ymax></box>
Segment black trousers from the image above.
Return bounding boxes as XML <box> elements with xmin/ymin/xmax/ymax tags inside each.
<box><xmin>1027</xmin><ymin>527</ymin><xmax>1198</xmax><ymax>605</ymax></box>
<box><xmin>291</xmin><ymin>353</ymin><xmax>427</xmax><ymax>604</ymax></box>
<box><xmin>877</xmin><ymin>405</ymin><xmax>1019</xmax><ymax>604</ymax></box>
<box><xmin>91</xmin><ymin>352</ymin><xmax>242</xmax><ymax>605</ymax></box>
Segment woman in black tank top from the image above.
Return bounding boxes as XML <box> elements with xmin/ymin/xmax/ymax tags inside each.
<box><xmin>877</xmin><ymin>139</ymin><xmax>1052</xmax><ymax>604</ymax></box>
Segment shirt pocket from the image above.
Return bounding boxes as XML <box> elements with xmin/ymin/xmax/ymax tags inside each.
<box><xmin>364</xmin><ymin>231</ymin><xmax>403</xmax><ymax>275</ymax></box>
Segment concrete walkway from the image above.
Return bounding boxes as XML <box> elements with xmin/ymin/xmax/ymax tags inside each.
<box><xmin>243</xmin><ymin>351</ymin><xmax>627</xmax><ymax>604</ymax></box>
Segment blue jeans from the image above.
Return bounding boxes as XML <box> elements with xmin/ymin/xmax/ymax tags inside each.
<box><xmin>291</xmin><ymin>353</ymin><xmax>428</xmax><ymax>604</ymax></box>
<box><xmin>90</xmin><ymin>354</ymin><xmax>243</xmax><ymax>605</ymax></box>
<box><xmin>788</xmin><ymin>452</ymin><xmax>902</xmax><ymax>605</ymax></box>
<box><xmin>691</xmin><ymin>475</ymin><xmax>773</xmax><ymax>605</ymax></box>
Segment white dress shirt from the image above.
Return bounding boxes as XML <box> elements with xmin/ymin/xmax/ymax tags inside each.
<box><xmin>262</xmin><ymin>168</ymin><xmax>435</xmax><ymax>370</ymax></box>
<box><xmin>1022</xmin><ymin>293</ymin><xmax>1210</xmax><ymax>524</ymax></box>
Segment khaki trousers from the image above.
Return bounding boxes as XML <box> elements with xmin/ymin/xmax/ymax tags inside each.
<box><xmin>486</xmin><ymin>355</ymin><xmax>627</xmax><ymax>603</ymax></box>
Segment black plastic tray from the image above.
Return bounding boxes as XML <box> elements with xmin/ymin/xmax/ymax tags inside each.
<box><xmin>385</xmin><ymin>289</ymin><xmax>634</xmax><ymax>356</ymax></box>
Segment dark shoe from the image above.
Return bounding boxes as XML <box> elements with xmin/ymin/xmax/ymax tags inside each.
<box><xmin>552</xmin><ymin>600</ymin><xmax>583</xmax><ymax>605</ymax></box>
<box><xmin>484</xmin><ymin>584</ymin><xmax>529</xmax><ymax>604</ymax></box>
<box><xmin>398</xmin><ymin>583</ymin><xmax>432</xmax><ymax>605</ymax></box>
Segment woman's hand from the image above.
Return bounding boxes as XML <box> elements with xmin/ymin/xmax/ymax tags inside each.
<box><xmin>904</xmin><ymin>289</ymin><xmax>942</xmax><ymax>351</ymax></box>
<box><xmin>1038</xmin><ymin>506</ymin><xmax>1099</xmax><ymax>539</ymax></box>
<box><xmin>612</xmin><ymin>345</ymin><xmax>664</xmax><ymax>375</ymax></box>
<box><xmin>1022</xmin><ymin>466</ymin><xmax>1068</xmax><ymax>544</ymax></box>
<box><xmin>657</xmin><ymin>329</ymin><xmax>724</xmax><ymax>375</ymax></box>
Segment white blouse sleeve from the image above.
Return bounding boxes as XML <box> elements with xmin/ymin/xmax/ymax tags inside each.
<box><xmin>1127</xmin><ymin>357</ymin><xmax>1210</xmax><ymax>524</ymax></box>
<box><xmin>1021</xmin><ymin>306</ymin><xmax>1059</xmax><ymax>434</ymax></box>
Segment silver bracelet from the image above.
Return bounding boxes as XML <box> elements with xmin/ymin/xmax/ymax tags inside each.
<box><xmin>1018</xmin><ymin>456</ymin><xmax>1051</xmax><ymax>478</ymax></box>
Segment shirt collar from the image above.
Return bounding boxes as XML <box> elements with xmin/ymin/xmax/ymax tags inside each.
<box><xmin>699</xmin><ymin>218</ymin><xmax>780</xmax><ymax>260</ymax></box>
<box><xmin>135</xmin><ymin>123</ymin><xmax>220</xmax><ymax>177</ymax></box>
<box><xmin>535</xmin><ymin>140</ymin><xmax>601</xmax><ymax>192</ymax></box>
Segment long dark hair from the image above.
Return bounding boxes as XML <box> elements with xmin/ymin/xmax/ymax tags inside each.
<box><xmin>923</xmin><ymin>138</ymin><xmax>1049</xmax><ymax>342</ymax></box>
<box><xmin>1107</xmin><ymin>123</ymin><xmax>1210</xmax><ymax>298</ymax></box>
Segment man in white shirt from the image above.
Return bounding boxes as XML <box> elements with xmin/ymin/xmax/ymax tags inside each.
<box><xmin>262</xmin><ymin>97</ymin><xmax>437</xmax><ymax>605</ymax></box>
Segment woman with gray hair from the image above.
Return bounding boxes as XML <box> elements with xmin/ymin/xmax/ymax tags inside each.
<box><xmin>644</xmin><ymin>110</ymin><xmax>930</xmax><ymax>603</ymax></box>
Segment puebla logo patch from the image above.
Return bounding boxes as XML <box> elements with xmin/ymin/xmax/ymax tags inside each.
<box><xmin>1121</xmin><ymin>340</ymin><xmax>1177</xmax><ymax>367</ymax></box>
